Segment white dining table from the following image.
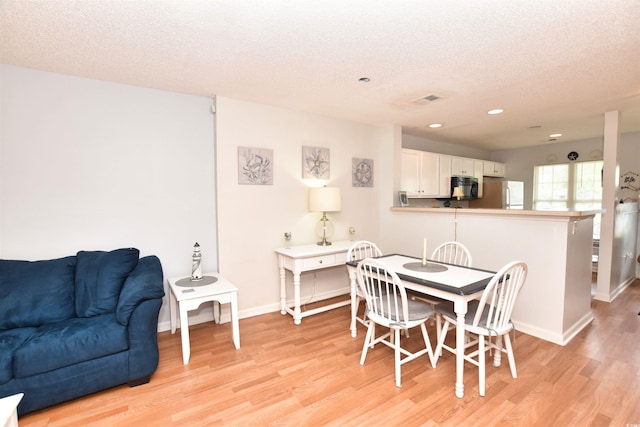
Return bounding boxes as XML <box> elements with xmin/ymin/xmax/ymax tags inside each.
<box><xmin>347</xmin><ymin>254</ymin><xmax>495</xmax><ymax>398</ymax></box>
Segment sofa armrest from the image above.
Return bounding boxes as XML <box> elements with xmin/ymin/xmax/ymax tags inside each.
<box><xmin>116</xmin><ymin>256</ymin><xmax>164</xmax><ymax>326</ymax></box>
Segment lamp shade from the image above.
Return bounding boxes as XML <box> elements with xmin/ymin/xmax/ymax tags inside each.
<box><xmin>452</xmin><ymin>186</ymin><xmax>464</xmax><ymax>199</ymax></box>
<box><xmin>309</xmin><ymin>187</ymin><xmax>341</xmax><ymax>212</ymax></box>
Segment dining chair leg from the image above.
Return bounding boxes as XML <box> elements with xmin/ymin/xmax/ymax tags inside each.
<box><xmin>434</xmin><ymin>320</ymin><xmax>450</xmax><ymax>365</ymax></box>
<box><xmin>503</xmin><ymin>333</ymin><xmax>518</xmax><ymax>378</ymax></box>
<box><xmin>419</xmin><ymin>323</ymin><xmax>436</xmax><ymax>368</ymax></box>
<box><xmin>394</xmin><ymin>328</ymin><xmax>402</xmax><ymax>387</ymax></box>
<box><xmin>360</xmin><ymin>322</ymin><xmax>375</xmax><ymax>365</ymax></box>
<box><xmin>478</xmin><ymin>334</ymin><xmax>486</xmax><ymax>396</ymax></box>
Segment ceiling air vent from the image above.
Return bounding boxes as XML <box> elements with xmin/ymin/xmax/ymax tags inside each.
<box><xmin>410</xmin><ymin>94</ymin><xmax>441</xmax><ymax>105</ymax></box>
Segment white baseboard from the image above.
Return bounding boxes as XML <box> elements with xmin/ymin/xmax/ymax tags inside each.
<box><xmin>157</xmin><ymin>287</ymin><xmax>350</xmax><ymax>332</ymax></box>
<box><xmin>593</xmin><ymin>275</ymin><xmax>635</xmax><ymax>303</ymax></box>
<box><xmin>512</xmin><ymin>311</ymin><xmax>594</xmax><ymax>346</ymax></box>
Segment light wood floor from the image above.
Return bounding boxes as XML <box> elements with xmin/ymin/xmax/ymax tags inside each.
<box><xmin>20</xmin><ymin>279</ymin><xmax>640</xmax><ymax>426</ymax></box>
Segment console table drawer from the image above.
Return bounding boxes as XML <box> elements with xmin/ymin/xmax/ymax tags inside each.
<box><xmin>303</xmin><ymin>254</ymin><xmax>338</xmax><ymax>269</ymax></box>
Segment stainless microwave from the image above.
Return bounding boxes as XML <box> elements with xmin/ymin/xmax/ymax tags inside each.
<box><xmin>450</xmin><ymin>176</ymin><xmax>479</xmax><ymax>200</ymax></box>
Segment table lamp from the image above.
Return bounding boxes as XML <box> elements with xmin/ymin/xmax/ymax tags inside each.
<box><xmin>309</xmin><ymin>186</ymin><xmax>341</xmax><ymax>246</ymax></box>
<box><xmin>452</xmin><ymin>186</ymin><xmax>464</xmax><ymax>208</ymax></box>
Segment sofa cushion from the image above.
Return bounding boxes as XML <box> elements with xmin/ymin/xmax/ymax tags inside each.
<box><xmin>75</xmin><ymin>248</ymin><xmax>139</xmax><ymax>317</ymax></box>
<box><xmin>0</xmin><ymin>327</ymin><xmax>37</xmax><ymax>384</ymax></box>
<box><xmin>13</xmin><ymin>314</ymin><xmax>128</xmax><ymax>378</ymax></box>
<box><xmin>116</xmin><ymin>256</ymin><xmax>164</xmax><ymax>326</ymax></box>
<box><xmin>0</xmin><ymin>256</ymin><xmax>76</xmax><ymax>330</ymax></box>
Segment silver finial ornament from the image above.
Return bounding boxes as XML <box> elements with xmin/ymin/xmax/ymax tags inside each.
<box><xmin>191</xmin><ymin>242</ymin><xmax>202</xmax><ymax>281</ymax></box>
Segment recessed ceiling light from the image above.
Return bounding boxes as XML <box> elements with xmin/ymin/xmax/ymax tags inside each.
<box><xmin>358</xmin><ymin>77</ymin><xmax>370</xmax><ymax>83</ymax></box>
<box><xmin>428</xmin><ymin>123</ymin><xmax>443</xmax><ymax>128</ymax></box>
<box><xmin>549</xmin><ymin>133</ymin><xmax>562</xmax><ymax>138</ymax></box>
<box><xmin>488</xmin><ymin>109</ymin><xmax>504</xmax><ymax>115</ymax></box>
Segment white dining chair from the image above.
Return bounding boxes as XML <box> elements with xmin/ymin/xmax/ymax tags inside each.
<box><xmin>346</xmin><ymin>241</ymin><xmax>382</xmax><ymax>334</ymax></box>
<box><xmin>412</xmin><ymin>241</ymin><xmax>473</xmax><ymax>339</ymax></box>
<box><xmin>434</xmin><ymin>260</ymin><xmax>528</xmax><ymax>396</ymax></box>
<box><xmin>356</xmin><ymin>258</ymin><xmax>436</xmax><ymax>387</ymax></box>
<box><xmin>431</xmin><ymin>241</ymin><xmax>472</xmax><ymax>267</ymax></box>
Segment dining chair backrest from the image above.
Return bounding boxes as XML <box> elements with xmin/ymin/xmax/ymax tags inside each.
<box><xmin>472</xmin><ymin>261</ymin><xmax>528</xmax><ymax>331</ymax></box>
<box><xmin>347</xmin><ymin>240</ymin><xmax>382</xmax><ymax>263</ymax></box>
<box><xmin>431</xmin><ymin>241</ymin><xmax>472</xmax><ymax>267</ymax></box>
<box><xmin>356</xmin><ymin>258</ymin><xmax>409</xmax><ymax>328</ymax></box>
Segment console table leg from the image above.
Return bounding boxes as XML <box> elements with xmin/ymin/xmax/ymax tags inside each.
<box><xmin>279</xmin><ymin>265</ymin><xmax>287</xmax><ymax>315</ymax></box>
<box><xmin>293</xmin><ymin>271</ymin><xmax>302</xmax><ymax>325</ymax></box>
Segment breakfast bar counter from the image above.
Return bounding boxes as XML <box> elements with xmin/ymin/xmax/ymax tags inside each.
<box><xmin>390</xmin><ymin>206</ymin><xmax>602</xmax><ymax>218</ymax></box>
<box><xmin>382</xmin><ymin>207</ymin><xmax>603</xmax><ymax>345</ymax></box>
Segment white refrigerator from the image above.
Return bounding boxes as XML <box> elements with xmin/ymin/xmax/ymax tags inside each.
<box><xmin>469</xmin><ymin>181</ymin><xmax>524</xmax><ymax>209</ymax></box>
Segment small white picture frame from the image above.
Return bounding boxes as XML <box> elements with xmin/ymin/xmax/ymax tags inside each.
<box><xmin>398</xmin><ymin>191</ymin><xmax>409</xmax><ymax>207</ymax></box>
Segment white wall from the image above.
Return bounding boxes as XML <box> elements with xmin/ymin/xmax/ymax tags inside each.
<box><xmin>215</xmin><ymin>97</ymin><xmax>388</xmax><ymax>318</ymax></box>
<box><xmin>0</xmin><ymin>65</ymin><xmax>217</xmax><ymax>327</ymax></box>
<box><xmin>402</xmin><ymin>133</ymin><xmax>491</xmax><ymax>160</ymax></box>
<box><xmin>619</xmin><ymin>136</ymin><xmax>640</xmax><ymax>277</ymax></box>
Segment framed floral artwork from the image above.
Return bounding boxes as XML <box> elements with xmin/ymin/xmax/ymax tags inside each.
<box><xmin>302</xmin><ymin>146</ymin><xmax>330</xmax><ymax>179</ymax></box>
<box><xmin>352</xmin><ymin>158</ymin><xmax>374</xmax><ymax>187</ymax></box>
<box><xmin>238</xmin><ymin>146</ymin><xmax>273</xmax><ymax>185</ymax></box>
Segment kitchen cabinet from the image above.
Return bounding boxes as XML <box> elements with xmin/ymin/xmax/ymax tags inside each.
<box><xmin>483</xmin><ymin>161</ymin><xmax>506</xmax><ymax>177</ymax></box>
<box><xmin>451</xmin><ymin>157</ymin><xmax>475</xmax><ymax>176</ymax></box>
<box><xmin>401</xmin><ymin>149</ymin><xmax>441</xmax><ymax>197</ymax></box>
<box><xmin>401</xmin><ymin>150</ymin><xmax>497</xmax><ymax>198</ymax></box>
<box><xmin>439</xmin><ymin>154</ymin><xmax>452</xmax><ymax>197</ymax></box>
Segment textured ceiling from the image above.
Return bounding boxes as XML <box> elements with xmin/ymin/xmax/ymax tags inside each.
<box><xmin>1</xmin><ymin>0</ymin><xmax>639</xmax><ymax>150</ymax></box>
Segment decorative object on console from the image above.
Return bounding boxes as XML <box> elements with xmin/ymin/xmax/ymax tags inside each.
<box><xmin>238</xmin><ymin>146</ymin><xmax>273</xmax><ymax>185</ymax></box>
<box><xmin>284</xmin><ymin>232</ymin><xmax>292</xmax><ymax>248</ymax></box>
<box><xmin>352</xmin><ymin>158</ymin><xmax>374</xmax><ymax>187</ymax></box>
<box><xmin>302</xmin><ymin>146</ymin><xmax>330</xmax><ymax>179</ymax></box>
<box><xmin>191</xmin><ymin>242</ymin><xmax>202</xmax><ymax>281</ymax></box>
<box><xmin>308</xmin><ymin>186</ymin><xmax>341</xmax><ymax>246</ymax></box>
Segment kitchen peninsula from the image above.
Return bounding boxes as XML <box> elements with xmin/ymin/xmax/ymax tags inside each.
<box><xmin>382</xmin><ymin>207</ymin><xmax>602</xmax><ymax>345</ymax></box>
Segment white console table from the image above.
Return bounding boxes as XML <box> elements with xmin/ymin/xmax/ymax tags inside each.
<box><xmin>275</xmin><ymin>241</ymin><xmax>352</xmax><ymax>324</ymax></box>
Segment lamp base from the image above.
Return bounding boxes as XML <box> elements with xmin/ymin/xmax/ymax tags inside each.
<box><xmin>315</xmin><ymin>212</ymin><xmax>334</xmax><ymax>246</ymax></box>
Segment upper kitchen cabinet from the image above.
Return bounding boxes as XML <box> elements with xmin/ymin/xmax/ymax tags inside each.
<box><xmin>483</xmin><ymin>161</ymin><xmax>506</xmax><ymax>177</ymax></box>
<box><xmin>451</xmin><ymin>157</ymin><xmax>475</xmax><ymax>177</ymax></box>
<box><xmin>401</xmin><ymin>149</ymin><xmax>441</xmax><ymax>197</ymax></box>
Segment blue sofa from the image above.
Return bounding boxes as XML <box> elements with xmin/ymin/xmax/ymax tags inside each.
<box><xmin>0</xmin><ymin>248</ymin><xmax>165</xmax><ymax>415</ymax></box>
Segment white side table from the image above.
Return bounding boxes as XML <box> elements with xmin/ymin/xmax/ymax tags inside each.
<box><xmin>0</xmin><ymin>393</ymin><xmax>23</xmax><ymax>427</ymax></box>
<box><xmin>168</xmin><ymin>273</ymin><xmax>240</xmax><ymax>364</ymax></box>
<box><xmin>274</xmin><ymin>241</ymin><xmax>352</xmax><ymax>325</ymax></box>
